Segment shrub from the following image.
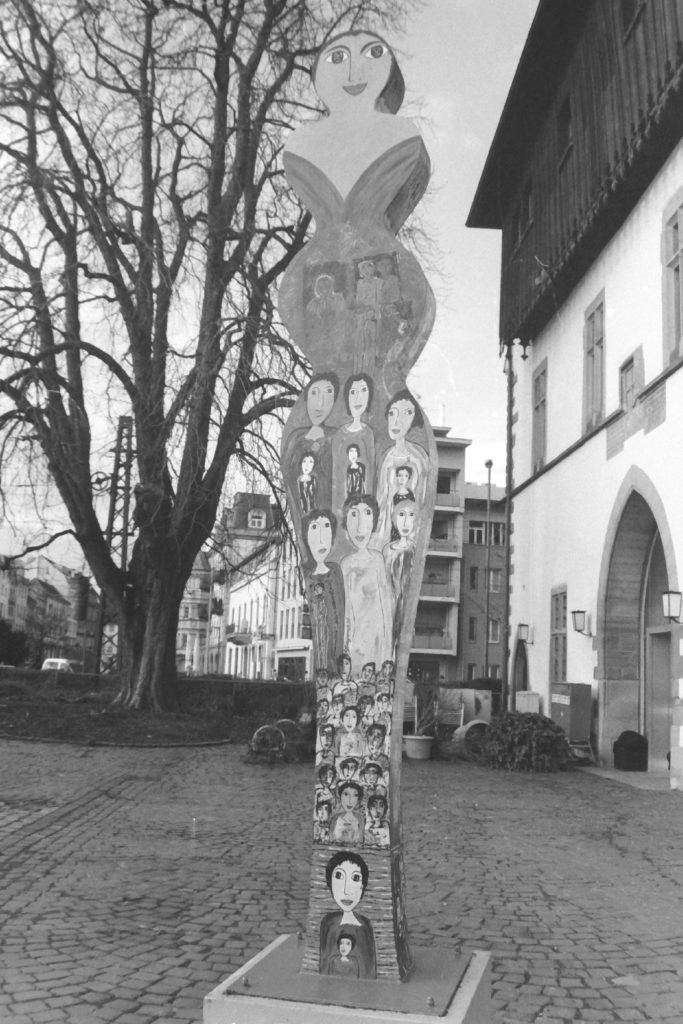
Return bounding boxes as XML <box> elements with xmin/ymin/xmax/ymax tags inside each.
<box><xmin>484</xmin><ymin>711</ymin><xmax>570</xmax><ymax>772</ymax></box>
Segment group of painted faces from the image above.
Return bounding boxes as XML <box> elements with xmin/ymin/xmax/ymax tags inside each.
<box><xmin>314</xmin><ymin>658</ymin><xmax>394</xmax><ymax>850</ymax></box>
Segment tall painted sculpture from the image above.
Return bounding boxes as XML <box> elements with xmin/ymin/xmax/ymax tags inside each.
<box><xmin>279</xmin><ymin>30</ymin><xmax>437</xmax><ymax>982</ymax></box>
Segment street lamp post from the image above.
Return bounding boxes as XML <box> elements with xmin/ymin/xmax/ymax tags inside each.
<box><xmin>484</xmin><ymin>459</ymin><xmax>493</xmax><ymax>681</ymax></box>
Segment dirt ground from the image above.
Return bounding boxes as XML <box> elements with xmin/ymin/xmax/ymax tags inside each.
<box><xmin>0</xmin><ymin>677</ymin><xmax>244</xmax><ymax>746</ymax></box>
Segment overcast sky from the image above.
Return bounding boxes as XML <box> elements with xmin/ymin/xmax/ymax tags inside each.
<box><xmin>0</xmin><ymin>1</ymin><xmax>538</xmax><ymax>563</ymax></box>
<box><xmin>402</xmin><ymin>0</ymin><xmax>539</xmax><ymax>485</ymax></box>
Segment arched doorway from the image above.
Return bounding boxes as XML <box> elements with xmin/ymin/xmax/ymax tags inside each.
<box><xmin>600</xmin><ymin>490</ymin><xmax>673</xmax><ymax>771</ymax></box>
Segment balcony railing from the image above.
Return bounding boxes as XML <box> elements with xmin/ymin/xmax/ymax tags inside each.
<box><xmin>420</xmin><ymin>580</ymin><xmax>457</xmax><ymax>599</ymax></box>
<box><xmin>428</xmin><ymin>536</ymin><xmax>459</xmax><ymax>553</ymax></box>
<box><xmin>412</xmin><ymin>631</ymin><xmax>454</xmax><ymax>650</ymax></box>
<box><xmin>434</xmin><ymin>491</ymin><xmax>461</xmax><ymax>508</ymax></box>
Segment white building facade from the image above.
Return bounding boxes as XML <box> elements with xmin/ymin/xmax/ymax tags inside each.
<box><xmin>469</xmin><ymin>0</ymin><xmax>683</xmax><ymax>781</ymax></box>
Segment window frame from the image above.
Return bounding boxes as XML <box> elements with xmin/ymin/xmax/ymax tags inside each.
<box><xmin>532</xmin><ymin>359</ymin><xmax>547</xmax><ymax>473</ymax></box>
<box><xmin>549</xmin><ymin>587</ymin><xmax>568</xmax><ymax>685</ymax></box>
<box><xmin>583</xmin><ymin>291</ymin><xmax>605</xmax><ymax>432</ymax></box>
<box><xmin>663</xmin><ymin>191</ymin><xmax>683</xmax><ymax>364</ymax></box>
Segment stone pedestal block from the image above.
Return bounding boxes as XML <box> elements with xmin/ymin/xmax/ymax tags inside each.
<box><xmin>204</xmin><ymin>934</ymin><xmax>492</xmax><ymax>1024</ymax></box>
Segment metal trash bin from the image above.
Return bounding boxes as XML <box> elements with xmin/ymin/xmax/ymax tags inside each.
<box><xmin>613</xmin><ymin>730</ymin><xmax>648</xmax><ymax>771</ymax></box>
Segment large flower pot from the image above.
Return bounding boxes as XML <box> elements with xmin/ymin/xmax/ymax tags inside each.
<box><xmin>403</xmin><ymin>734</ymin><xmax>433</xmax><ymax>760</ymax></box>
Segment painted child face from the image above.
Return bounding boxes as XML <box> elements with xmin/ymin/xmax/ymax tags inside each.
<box><xmin>340</xmin><ymin>658</ymin><xmax>351</xmax><ymax>677</ymax></box>
<box><xmin>348</xmin><ymin>379</ymin><xmax>370</xmax><ymax>418</ymax></box>
<box><xmin>307</xmin><ymin>515</ymin><xmax>333</xmax><ymax>562</ymax></box>
<box><xmin>301</xmin><ymin>455</ymin><xmax>315</xmax><ymax>475</ymax></box>
<box><xmin>338</xmin><ymin>937</ymin><xmax>353</xmax><ymax>957</ymax></box>
<box><xmin>307</xmin><ymin>378</ymin><xmax>336</xmax><ymax>426</ymax></box>
<box><xmin>332</xmin><ymin>696</ymin><xmax>344</xmax><ymax>713</ymax></box>
<box><xmin>346</xmin><ymin>502</ymin><xmax>373</xmax><ymax>549</ymax></box>
<box><xmin>361</xmin><ymin>665</ymin><xmax>374</xmax><ymax>682</ymax></box>
<box><xmin>371</xmin><ymin>800</ymin><xmax>386</xmax><ymax>821</ymax></box>
<box><xmin>341</xmin><ymin>761</ymin><xmax>357</xmax><ymax>779</ymax></box>
<box><xmin>331</xmin><ymin>859</ymin><xmax>364</xmax><ymax>911</ymax></box>
<box><xmin>396</xmin><ymin>469</ymin><xmax>410</xmax><ymax>487</ymax></box>
<box><xmin>348</xmin><ymin>446</ymin><xmax>359</xmax><ymax>465</ymax></box>
<box><xmin>321</xmin><ymin>729</ymin><xmax>333</xmax><ymax>750</ymax></box>
<box><xmin>368</xmin><ymin>731</ymin><xmax>383</xmax><ymax>753</ymax></box>
<box><xmin>340</xmin><ymin>786</ymin><xmax>360</xmax><ymax>812</ymax></box>
<box><xmin>387</xmin><ymin>398</ymin><xmax>416</xmax><ymax>440</ymax></box>
<box><xmin>365</xmin><ymin>767</ymin><xmax>379</xmax><ymax>785</ymax></box>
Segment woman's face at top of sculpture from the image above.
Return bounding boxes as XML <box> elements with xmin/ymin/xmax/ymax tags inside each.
<box><xmin>314</xmin><ymin>32</ymin><xmax>397</xmax><ymax>115</ymax></box>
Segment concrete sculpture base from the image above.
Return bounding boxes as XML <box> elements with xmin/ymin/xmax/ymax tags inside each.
<box><xmin>203</xmin><ymin>934</ymin><xmax>492</xmax><ymax>1024</ymax></box>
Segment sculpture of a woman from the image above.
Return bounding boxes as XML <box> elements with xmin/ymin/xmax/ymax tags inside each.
<box><xmin>279</xmin><ymin>29</ymin><xmax>436</xmax><ymax>982</ymax></box>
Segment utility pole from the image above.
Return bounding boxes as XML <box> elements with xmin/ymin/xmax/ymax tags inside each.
<box><xmin>484</xmin><ymin>459</ymin><xmax>493</xmax><ymax>681</ymax></box>
<box><xmin>94</xmin><ymin>416</ymin><xmax>134</xmax><ymax>673</ymax></box>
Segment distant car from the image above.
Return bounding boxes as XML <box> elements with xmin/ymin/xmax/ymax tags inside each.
<box><xmin>41</xmin><ymin>658</ymin><xmax>74</xmax><ymax>672</ymax></box>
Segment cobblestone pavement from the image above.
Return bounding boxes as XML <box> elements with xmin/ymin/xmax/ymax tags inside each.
<box><xmin>1</xmin><ymin>739</ymin><xmax>683</xmax><ymax>1023</ymax></box>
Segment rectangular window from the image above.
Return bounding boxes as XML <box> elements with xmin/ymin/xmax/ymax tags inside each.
<box><xmin>665</xmin><ymin>203</ymin><xmax>683</xmax><ymax>359</ymax></box>
<box><xmin>584</xmin><ymin>294</ymin><xmax>605</xmax><ymax>431</ymax></box>
<box><xmin>550</xmin><ymin>589</ymin><xmax>568</xmax><ymax>684</ymax></box>
<box><xmin>469</xmin><ymin>567</ymin><xmax>478</xmax><ymax>590</ymax></box>
<box><xmin>468</xmin><ymin>521</ymin><xmax>485</xmax><ymax>545</ymax></box>
<box><xmin>489</xmin><ymin>568</ymin><xmax>502</xmax><ymax>593</ymax></box>
<box><xmin>467</xmin><ymin>663</ymin><xmax>477</xmax><ymax>681</ymax></box>
<box><xmin>532</xmin><ymin>361</ymin><xmax>547</xmax><ymax>473</ymax></box>
<box><xmin>490</xmin><ymin>523</ymin><xmax>506</xmax><ymax>547</ymax></box>
<box><xmin>488</xmin><ymin>619</ymin><xmax>501</xmax><ymax>644</ymax></box>
<box><xmin>620</xmin><ymin>357</ymin><xmax>636</xmax><ymax>410</ymax></box>
<box><xmin>468</xmin><ymin>617</ymin><xmax>477</xmax><ymax>642</ymax></box>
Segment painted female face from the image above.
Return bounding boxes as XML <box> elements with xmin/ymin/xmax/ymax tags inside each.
<box><xmin>307</xmin><ymin>378</ymin><xmax>336</xmax><ymax>426</ymax></box>
<box><xmin>340</xmin><ymin>657</ymin><xmax>351</xmax><ymax>677</ymax></box>
<box><xmin>341</xmin><ymin>708</ymin><xmax>358</xmax><ymax>731</ymax></box>
<box><xmin>345</xmin><ymin>502</ymin><xmax>374</xmax><ymax>549</ymax></box>
<box><xmin>338</xmin><ymin>937</ymin><xmax>353</xmax><ymax>956</ymax></box>
<box><xmin>348</xmin><ymin>379</ymin><xmax>370</xmax><ymax>418</ymax></box>
<box><xmin>393</xmin><ymin>502</ymin><xmax>417</xmax><ymax>538</ymax></box>
<box><xmin>301</xmin><ymin>455</ymin><xmax>315</xmax><ymax>475</ymax></box>
<box><xmin>387</xmin><ymin>398</ymin><xmax>416</xmax><ymax>440</ymax></box>
<box><xmin>315</xmin><ymin>33</ymin><xmax>393</xmax><ymax>114</ymax></box>
<box><xmin>307</xmin><ymin>515</ymin><xmax>333</xmax><ymax>562</ymax></box>
<box><xmin>331</xmin><ymin>858</ymin><xmax>364</xmax><ymax>911</ymax></box>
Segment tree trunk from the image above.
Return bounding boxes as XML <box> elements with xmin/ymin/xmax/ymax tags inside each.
<box><xmin>114</xmin><ymin>572</ymin><xmax>182</xmax><ymax>712</ymax></box>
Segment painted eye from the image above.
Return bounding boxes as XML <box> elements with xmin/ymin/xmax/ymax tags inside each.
<box><xmin>364</xmin><ymin>43</ymin><xmax>387</xmax><ymax>59</ymax></box>
<box><xmin>326</xmin><ymin>48</ymin><xmax>348</xmax><ymax>65</ymax></box>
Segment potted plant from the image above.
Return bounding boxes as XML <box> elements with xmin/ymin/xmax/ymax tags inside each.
<box><xmin>403</xmin><ymin>690</ymin><xmax>437</xmax><ymax>759</ymax></box>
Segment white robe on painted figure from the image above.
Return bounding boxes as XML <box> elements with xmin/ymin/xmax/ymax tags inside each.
<box><xmin>341</xmin><ymin>548</ymin><xmax>393</xmax><ymax>670</ymax></box>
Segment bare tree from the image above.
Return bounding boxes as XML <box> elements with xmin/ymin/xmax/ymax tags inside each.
<box><xmin>0</xmin><ymin>0</ymin><xmax>417</xmax><ymax>708</ymax></box>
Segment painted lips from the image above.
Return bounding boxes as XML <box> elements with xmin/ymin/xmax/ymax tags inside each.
<box><xmin>343</xmin><ymin>83</ymin><xmax>367</xmax><ymax>95</ymax></box>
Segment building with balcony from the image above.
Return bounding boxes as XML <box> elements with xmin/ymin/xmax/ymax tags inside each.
<box><xmin>408</xmin><ymin>429</ymin><xmax>469</xmax><ymax>685</ymax></box>
<box><xmin>459</xmin><ymin>483</ymin><xmax>507</xmax><ymax>683</ymax></box>
<box><xmin>468</xmin><ymin>0</ymin><xmax>683</xmax><ymax>779</ymax></box>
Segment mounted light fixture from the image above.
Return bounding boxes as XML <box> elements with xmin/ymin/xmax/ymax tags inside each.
<box><xmin>662</xmin><ymin>590</ymin><xmax>683</xmax><ymax>623</ymax></box>
<box><xmin>518</xmin><ymin>623</ymin><xmax>533</xmax><ymax>644</ymax></box>
<box><xmin>571</xmin><ymin>609</ymin><xmax>592</xmax><ymax>637</ymax></box>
